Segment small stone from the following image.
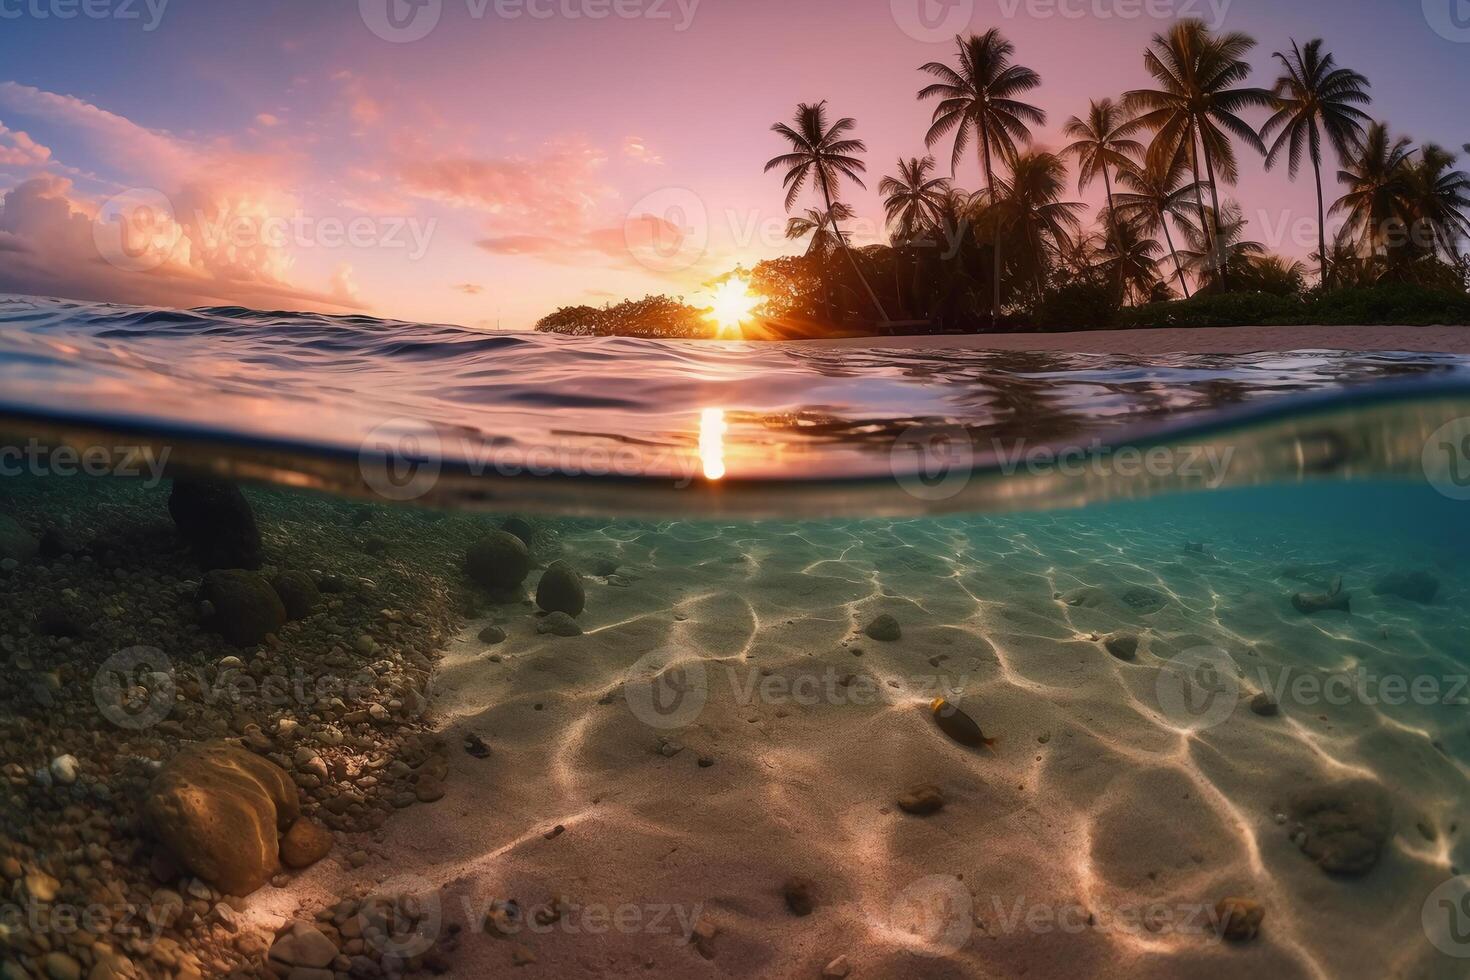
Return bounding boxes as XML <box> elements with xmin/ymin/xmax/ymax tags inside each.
<box><xmin>863</xmin><ymin>614</ymin><xmax>901</xmax><ymax>642</ymax></box>
<box><xmin>691</xmin><ymin>919</ymin><xmax>718</xmax><ymax>959</ymax></box>
<box><xmin>544</xmin><ymin>825</ymin><xmax>565</xmax><ymax>840</ymax></box>
<box><xmin>896</xmin><ymin>784</ymin><xmax>945</xmax><ymax>816</ymax></box>
<box><xmin>536</xmin><ymin>612</ymin><xmax>582</xmax><ymax>637</ymax></box>
<box><xmin>272</xmin><ymin>571</ymin><xmax>321</xmax><ymax>620</ymax></box>
<box><xmin>536</xmin><ymin>560</ymin><xmax>586</xmax><ymax>617</ymax></box>
<box><xmin>1288</xmin><ymin>781</ymin><xmax>1392</xmax><ymax>876</ymax></box>
<box><xmin>24</xmin><ymin>870</ymin><xmax>60</xmax><ymax>902</ymax></box>
<box><xmin>269</xmin><ymin>921</ymin><xmax>339</xmax><ymax>969</ymax></box>
<box><xmin>822</xmin><ymin>956</ymin><xmax>852</xmax><ymax>979</ymax></box>
<box><xmin>40</xmin><ymin>953</ymin><xmax>81</xmax><ymax>980</ymax></box>
<box><xmin>1214</xmin><ymin>898</ymin><xmax>1264</xmax><ymax>941</ymax></box>
<box><xmin>510</xmin><ymin>943</ymin><xmax>537</xmax><ymax>966</ymax></box>
<box><xmin>1250</xmin><ymin>693</ymin><xmax>1279</xmax><ymax>717</ymax></box>
<box><xmin>280</xmin><ymin>818</ymin><xmax>334</xmax><ymax>869</ymax></box>
<box><xmin>49</xmin><ymin>754</ymin><xmax>80</xmax><ymax>785</ymax></box>
<box><xmin>782</xmin><ymin>877</ymin><xmax>815</xmax><ymax>916</ymax></box>
<box><xmin>464</xmin><ymin>734</ymin><xmax>491</xmax><ymax>758</ymax></box>
<box><xmin>465</xmin><ymin>532</ymin><xmax>533</xmax><ymax>591</ymax></box>
<box><xmin>354</xmin><ymin>635</ymin><xmax>378</xmax><ymax>656</ymax></box>
<box><xmin>478</xmin><ymin>625</ymin><xmax>506</xmax><ymax>644</ymax></box>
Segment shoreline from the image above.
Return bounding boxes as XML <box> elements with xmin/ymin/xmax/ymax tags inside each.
<box><xmin>793</xmin><ymin>324</ymin><xmax>1470</xmax><ymax>355</ymax></box>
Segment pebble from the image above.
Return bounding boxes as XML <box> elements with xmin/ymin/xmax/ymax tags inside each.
<box><xmin>782</xmin><ymin>877</ymin><xmax>815</xmax><ymax>916</ymax></box>
<box><xmin>863</xmin><ymin>614</ymin><xmax>901</xmax><ymax>642</ymax></box>
<box><xmin>478</xmin><ymin>625</ymin><xmax>507</xmax><ymax>644</ymax></box>
<box><xmin>822</xmin><ymin>956</ymin><xmax>852</xmax><ymax>979</ymax></box>
<box><xmin>48</xmin><ymin>754</ymin><xmax>79</xmax><ymax>785</ymax></box>
<box><xmin>536</xmin><ymin>612</ymin><xmax>583</xmax><ymax>636</ymax></box>
<box><xmin>1250</xmin><ymin>692</ymin><xmax>1280</xmax><ymax>717</ymax></box>
<box><xmin>896</xmin><ymin>784</ymin><xmax>946</xmax><ymax>816</ymax></box>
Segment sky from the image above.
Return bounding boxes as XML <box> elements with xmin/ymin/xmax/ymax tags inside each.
<box><xmin>0</xmin><ymin>0</ymin><xmax>1466</xmax><ymax>329</ymax></box>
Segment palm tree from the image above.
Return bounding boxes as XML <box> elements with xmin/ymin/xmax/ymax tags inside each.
<box><xmin>1114</xmin><ymin>152</ymin><xmax>1204</xmax><ymax>297</ymax></box>
<box><xmin>1097</xmin><ymin>215</ymin><xmax>1167</xmax><ymax>305</ymax></box>
<box><xmin>1331</xmin><ymin>121</ymin><xmax>1415</xmax><ymax>261</ymax></box>
<box><xmin>985</xmin><ymin>150</ymin><xmax>1085</xmax><ymax>302</ymax></box>
<box><xmin>919</xmin><ymin>30</ymin><xmax>1045</xmax><ymax>322</ymax></box>
<box><xmin>1402</xmin><ymin>144</ymin><xmax>1470</xmax><ymax>261</ymax></box>
<box><xmin>765</xmin><ymin>101</ymin><xmax>890</xmax><ymax>322</ymax></box>
<box><xmin>1061</xmin><ymin>98</ymin><xmax>1144</xmax><ymax>239</ymax></box>
<box><xmin>880</xmin><ymin>156</ymin><xmax>951</xmax><ymax>244</ymax></box>
<box><xmin>1260</xmin><ymin>38</ymin><xmax>1372</xmax><ymax>286</ymax></box>
<box><xmin>785</xmin><ymin>203</ymin><xmax>855</xmax><ymax>323</ymax></box>
<box><xmin>1125</xmin><ymin>20</ymin><xmax>1273</xmax><ymax>285</ymax></box>
<box><xmin>1177</xmin><ymin>201</ymin><xmax>1266</xmax><ymax>291</ymax></box>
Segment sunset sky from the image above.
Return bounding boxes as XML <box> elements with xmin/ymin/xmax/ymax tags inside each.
<box><xmin>0</xmin><ymin>0</ymin><xmax>1466</xmax><ymax>329</ymax></box>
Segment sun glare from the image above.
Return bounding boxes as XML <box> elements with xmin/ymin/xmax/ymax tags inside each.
<box><xmin>706</xmin><ymin>279</ymin><xmax>761</xmax><ymax>337</ymax></box>
<box><xmin>699</xmin><ymin>407</ymin><xmax>727</xmax><ymax>480</ymax></box>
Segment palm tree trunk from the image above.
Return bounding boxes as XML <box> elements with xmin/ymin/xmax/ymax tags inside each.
<box><xmin>1185</xmin><ymin>120</ymin><xmax>1213</xmax><ymax>282</ymax></box>
<box><xmin>1102</xmin><ymin>165</ymin><xmax>1120</xmax><ymax>243</ymax></box>
<box><xmin>981</xmin><ymin>126</ymin><xmax>1001</xmax><ymax>328</ymax></box>
<box><xmin>819</xmin><ymin>184</ymin><xmax>891</xmax><ymax>325</ymax></box>
<box><xmin>1197</xmin><ymin>123</ymin><xmax>1229</xmax><ymax>290</ymax></box>
<box><xmin>1310</xmin><ymin>154</ymin><xmax>1329</xmax><ymax>289</ymax></box>
<box><xmin>1159</xmin><ymin>205</ymin><xmax>1191</xmax><ymax>298</ymax></box>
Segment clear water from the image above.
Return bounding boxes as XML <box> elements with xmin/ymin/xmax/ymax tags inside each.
<box><xmin>3</xmin><ymin>294</ymin><xmax>1470</xmax><ymax>979</ymax></box>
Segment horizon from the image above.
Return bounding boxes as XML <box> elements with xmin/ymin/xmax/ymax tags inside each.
<box><xmin>0</xmin><ymin>0</ymin><xmax>1467</xmax><ymax>331</ymax></box>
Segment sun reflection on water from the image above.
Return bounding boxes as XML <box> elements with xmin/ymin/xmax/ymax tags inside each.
<box><xmin>700</xmin><ymin>407</ymin><xmax>727</xmax><ymax>480</ymax></box>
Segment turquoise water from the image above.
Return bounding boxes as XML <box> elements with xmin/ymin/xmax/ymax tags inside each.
<box><xmin>2</xmin><ymin>295</ymin><xmax>1470</xmax><ymax>978</ymax></box>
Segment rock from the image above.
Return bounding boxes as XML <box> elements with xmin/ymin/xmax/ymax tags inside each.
<box><xmin>272</xmin><ymin>571</ymin><xmax>321</xmax><ymax>621</ymax></box>
<box><xmin>23</xmin><ymin>870</ymin><xmax>59</xmax><ymax>901</ymax></box>
<box><xmin>536</xmin><ymin>612</ymin><xmax>582</xmax><ymax>637</ymax></box>
<box><xmin>464</xmin><ymin>532</ymin><xmax>532</xmax><ymax>591</ymax></box>
<box><xmin>1250</xmin><ymin>692</ymin><xmax>1279</xmax><ymax>717</ymax></box>
<box><xmin>896</xmin><ymin>784</ymin><xmax>945</xmax><ymax>816</ymax></box>
<box><xmin>168</xmin><ymin>479</ymin><xmax>263</xmax><ymax>570</ymax></box>
<box><xmin>198</xmin><ymin>570</ymin><xmax>287</xmax><ymax>646</ymax></box>
<box><xmin>1292</xmin><ymin>590</ymin><xmax>1351</xmax><ymax>614</ymax></box>
<box><xmin>1120</xmin><ymin>586</ymin><xmax>1167</xmax><ymax>614</ymax></box>
<box><xmin>1372</xmin><ymin>571</ymin><xmax>1439</xmax><ymax>604</ymax></box>
<box><xmin>49</xmin><ymin>754</ymin><xmax>79</xmax><ymax>785</ymax></box>
<box><xmin>280</xmin><ymin>818</ymin><xmax>333</xmax><ymax>869</ymax></box>
<box><xmin>39</xmin><ymin>954</ymin><xmax>81</xmax><ymax>980</ymax></box>
<box><xmin>863</xmin><ymin>614</ymin><xmax>901</xmax><ymax>642</ymax></box>
<box><xmin>782</xmin><ymin>877</ymin><xmax>815</xmax><ymax>916</ymax></box>
<box><xmin>501</xmin><ymin>517</ymin><xmax>535</xmax><ymax>546</ymax></box>
<box><xmin>1103</xmin><ymin>633</ymin><xmax>1139</xmax><ymax>661</ymax></box>
<box><xmin>478</xmin><ymin>625</ymin><xmax>507</xmax><ymax>644</ymax></box>
<box><xmin>1288</xmin><ymin>781</ymin><xmax>1392</xmax><ymax>876</ymax></box>
<box><xmin>0</xmin><ymin>514</ymin><xmax>38</xmax><ymax>564</ymax></box>
<box><xmin>822</xmin><ymin>956</ymin><xmax>852</xmax><ymax>979</ymax></box>
<box><xmin>38</xmin><ymin>526</ymin><xmax>82</xmax><ymax>559</ymax></box>
<box><xmin>269</xmin><ymin>921</ymin><xmax>339</xmax><ymax>970</ymax></box>
<box><xmin>1214</xmin><ymin>898</ymin><xmax>1264</xmax><ymax>941</ymax></box>
<box><xmin>145</xmin><ymin>741</ymin><xmax>299</xmax><ymax>896</ymax></box>
<box><xmin>35</xmin><ymin>598</ymin><xmax>88</xmax><ymax>638</ymax></box>
<box><xmin>536</xmin><ymin>560</ymin><xmax>585</xmax><ymax>617</ymax></box>
<box><xmin>583</xmin><ymin>554</ymin><xmax>620</xmax><ymax>577</ymax></box>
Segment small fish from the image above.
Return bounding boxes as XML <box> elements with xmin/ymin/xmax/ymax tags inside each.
<box><xmin>931</xmin><ymin>698</ymin><xmax>996</xmax><ymax>749</ymax></box>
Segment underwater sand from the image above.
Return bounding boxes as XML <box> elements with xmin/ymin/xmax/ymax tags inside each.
<box><xmin>263</xmin><ymin>489</ymin><xmax>1469</xmax><ymax>979</ymax></box>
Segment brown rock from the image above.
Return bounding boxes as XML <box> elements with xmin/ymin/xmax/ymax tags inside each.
<box><xmin>896</xmin><ymin>784</ymin><xmax>946</xmax><ymax>816</ymax></box>
<box><xmin>1214</xmin><ymin>898</ymin><xmax>1264</xmax><ymax>941</ymax></box>
<box><xmin>280</xmin><ymin>818</ymin><xmax>333</xmax><ymax>870</ymax></box>
<box><xmin>1288</xmin><ymin>780</ymin><xmax>1392</xmax><ymax>876</ymax></box>
<box><xmin>145</xmin><ymin>741</ymin><xmax>299</xmax><ymax>896</ymax></box>
<box><xmin>782</xmin><ymin>877</ymin><xmax>815</xmax><ymax>916</ymax></box>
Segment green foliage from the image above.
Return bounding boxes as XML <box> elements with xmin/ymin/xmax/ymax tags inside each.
<box><xmin>535</xmin><ymin>295</ymin><xmax>711</xmax><ymax>338</ymax></box>
<box><xmin>1118</xmin><ymin>283</ymin><xmax>1470</xmax><ymax>329</ymax></box>
<box><xmin>1031</xmin><ymin>280</ymin><xmax>1121</xmax><ymax>330</ymax></box>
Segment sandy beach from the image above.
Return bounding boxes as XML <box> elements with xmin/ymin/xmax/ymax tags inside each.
<box><xmin>805</xmin><ymin>325</ymin><xmax>1470</xmax><ymax>355</ymax></box>
<box><xmin>256</xmin><ymin>499</ymin><xmax>1469</xmax><ymax>979</ymax></box>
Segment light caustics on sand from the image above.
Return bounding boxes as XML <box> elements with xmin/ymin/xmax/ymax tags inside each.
<box><xmin>699</xmin><ymin>407</ymin><xmax>727</xmax><ymax>481</ymax></box>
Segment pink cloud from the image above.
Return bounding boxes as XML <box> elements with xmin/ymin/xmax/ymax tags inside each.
<box><xmin>0</xmin><ymin>123</ymin><xmax>51</xmax><ymax>168</ymax></box>
<box><xmin>399</xmin><ymin>143</ymin><xmax>608</xmax><ymax>234</ymax></box>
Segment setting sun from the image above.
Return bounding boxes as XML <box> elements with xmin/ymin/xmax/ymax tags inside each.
<box><xmin>706</xmin><ymin>278</ymin><xmax>761</xmax><ymax>337</ymax></box>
